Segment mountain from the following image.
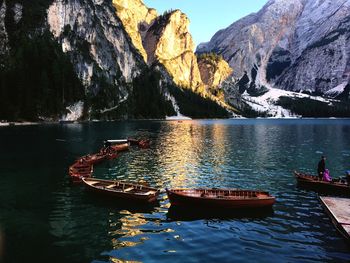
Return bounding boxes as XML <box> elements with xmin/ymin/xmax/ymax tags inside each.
<box><xmin>0</xmin><ymin>0</ymin><xmax>230</xmax><ymax>121</ymax></box>
<box><xmin>197</xmin><ymin>0</ymin><xmax>350</xmax><ymax>117</ymax></box>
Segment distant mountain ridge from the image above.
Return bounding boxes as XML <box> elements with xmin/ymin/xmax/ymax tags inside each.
<box><xmin>1</xmin><ymin>0</ymin><xmax>349</xmax><ymax>120</ymax></box>
<box><xmin>197</xmin><ymin>0</ymin><xmax>350</xmax><ymax>98</ymax></box>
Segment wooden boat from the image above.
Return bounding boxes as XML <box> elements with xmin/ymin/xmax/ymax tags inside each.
<box><xmin>69</xmin><ymin>160</ymin><xmax>93</xmax><ymax>183</ymax></box>
<box><xmin>127</xmin><ymin>138</ymin><xmax>140</xmax><ymax>146</ymax></box>
<box><xmin>127</xmin><ymin>138</ymin><xmax>150</xmax><ymax>149</ymax></box>
<box><xmin>111</xmin><ymin>143</ymin><xmax>129</xmax><ymax>152</ymax></box>
<box><xmin>82</xmin><ymin>178</ymin><xmax>160</xmax><ymax>203</ymax></box>
<box><xmin>138</xmin><ymin>139</ymin><xmax>150</xmax><ymax>149</ymax></box>
<box><xmin>166</xmin><ymin>188</ymin><xmax>275</xmax><ymax>209</ymax></box>
<box><xmin>106</xmin><ymin>152</ymin><xmax>118</xmax><ymax>160</ymax></box>
<box><xmin>294</xmin><ymin>171</ymin><xmax>350</xmax><ymax>195</ymax></box>
<box><xmin>82</xmin><ymin>153</ymin><xmax>106</xmax><ymax>165</ymax></box>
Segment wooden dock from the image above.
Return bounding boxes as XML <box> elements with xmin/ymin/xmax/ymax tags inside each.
<box><xmin>319</xmin><ymin>196</ymin><xmax>350</xmax><ymax>241</ymax></box>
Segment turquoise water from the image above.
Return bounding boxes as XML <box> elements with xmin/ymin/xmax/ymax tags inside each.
<box><xmin>1</xmin><ymin>119</ymin><xmax>350</xmax><ymax>262</ymax></box>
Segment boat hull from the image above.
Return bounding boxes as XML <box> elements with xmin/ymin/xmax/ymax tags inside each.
<box><xmin>166</xmin><ymin>189</ymin><xmax>275</xmax><ymax>209</ymax></box>
<box><xmin>69</xmin><ymin>160</ymin><xmax>93</xmax><ymax>183</ymax></box>
<box><xmin>294</xmin><ymin>171</ymin><xmax>350</xmax><ymax>195</ymax></box>
<box><xmin>111</xmin><ymin>143</ymin><xmax>129</xmax><ymax>152</ymax></box>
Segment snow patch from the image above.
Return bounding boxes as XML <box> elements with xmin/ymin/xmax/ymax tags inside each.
<box><xmin>324</xmin><ymin>82</ymin><xmax>347</xmax><ymax>97</ymax></box>
<box><xmin>99</xmin><ymin>96</ymin><xmax>128</xmax><ymax>114</ymax></box>
<box><xmin>166</xmin><ymin>115</ymin><xmax>192</xmax><ymax>120</ymax></box>
<box><xmin>242</xmin><ymin>87</ymin><xmax>335</xmax><ymax>117</ymax></box>
<box><xmin>164</xmin><ymin>92</ymin><xmax>192</xmax><ymax>120</ymax></box>
<box><xmin>61</xmin><ymin>101</ymin><xmax>84</xmax><ymax>121</ymax></box>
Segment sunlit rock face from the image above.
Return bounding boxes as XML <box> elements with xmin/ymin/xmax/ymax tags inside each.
<box><xmin>144</xmin><ymin>10</ymin><xmax>204</xmax><ymax>92</ymax></box>
<box><xmin>197</xmin><ymin>55</ymin><xmax>233</xmax><ymax>88</ymax></box>
<box><xmin>47</xmin><ymin>0</ymin><xmax>144</xmax><ymax>94</ymax></box>
<box><xmin>112</xmin><ymin>0</ymin><xmax>157</xmax><ymax>62</ymax></box>
<box><xmin>197</xmin><ymin>0</ymin><xmax>350</xmax><ymax>95</ymax></box>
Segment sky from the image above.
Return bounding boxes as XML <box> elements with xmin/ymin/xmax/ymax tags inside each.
<box><xmin>144</xmin><ymin>0</ymin><xmax>268</xmax><ymax>47</ymax></box>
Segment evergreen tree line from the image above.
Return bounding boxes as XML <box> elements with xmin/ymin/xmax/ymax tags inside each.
<box><xmin>0</xmin><ymin>31</ymin><xmax>85</xmax><ymax>121</ymax></box>
<box><xmin>168</xmin><ymin>85</ymin><xmax>229</xmax><ymax>118</ymax></box>
<box><xmin>128</xmin><ymin>68</ymin><xmax>176</xmax><ymax>119</ymax></box>
<box><xmin>277</xmin><ymin>96</ymin><xmax>350</xmax><ymax>117</ymax></box>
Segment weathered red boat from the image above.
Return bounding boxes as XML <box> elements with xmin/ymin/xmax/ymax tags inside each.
<box><xmin>166</xmin><ymin>188</ymin><xmax>275</xmax><ymax>209</ymax></box>
<box><xmin>82</xmin><ymin>178</ymin><xmax>160</xmax><ymax>203</ymax></box>
<box><xmin>106</xmin><ymin>152</ymin><xmax>118</xmax><ymax>160</ymax></box>
<box><xmin>111</xmin><ymin>143</ymin><xmax>129</xmax><ymax>152</ymax></box>
<box><xmin>294</xmin><ymin>171</ymin><xmax>350</xmax><ymax>195</ymax></box>
<box><xmin>69</xmin><ymin>160</ymin><xmax>93</xmax><ymax>183</ymax></box>
<box><xmin>82</xmin><ymin>153</ymin><xmax>106</xmax><ymax>165</ymax></box>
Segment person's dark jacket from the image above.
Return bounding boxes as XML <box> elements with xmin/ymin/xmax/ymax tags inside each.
<box><xmin>318</xmin><ymin>159</ymin><xmax>325</xmax><ymax>174</ymax></box>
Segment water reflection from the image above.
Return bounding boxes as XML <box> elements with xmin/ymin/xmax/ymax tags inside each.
<box><xmin>2</xmin><ymin>120</ymin><xmax>350</xmax><ymax>262</ymax></box>
<box><xmin>166</xmin><ymin>206</ymin><xmax>274</xmax><ymax>222</ymax></box>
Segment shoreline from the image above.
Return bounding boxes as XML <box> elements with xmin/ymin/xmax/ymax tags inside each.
<box><xmin>1</xmin><ymin>117</ymin><xmax>350</xmax><ymax>127</ymax></box>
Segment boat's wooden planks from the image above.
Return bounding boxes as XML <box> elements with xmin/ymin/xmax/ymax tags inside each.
<box><xmin>82</xmin><ymin>178</ymin><xmax>160</xmax><ymax>203</ymax></box>
<box><xmin>166</xmin><ymin>188</ymin><xmax>275</xmax><ymax>209</ymax></box>
<box><xmin>319</xmin><ymin>196</ymin><xmax>350</xmax><ymax>240</ymax></box>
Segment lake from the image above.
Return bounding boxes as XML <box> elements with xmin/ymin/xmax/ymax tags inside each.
<box><xmin>1</xmin><ymin>119</ymin><xmax>350</xmax><ymax>262</ymax></box>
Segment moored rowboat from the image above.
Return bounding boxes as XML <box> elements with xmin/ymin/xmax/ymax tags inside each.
<box><xmin>294</xmin><ymin>171</ymin><xmax>350</xmax><ymax>195</ymax></box>
<box><xmin>111</xmin><ymin>143</ymin><xmax>129</xmax><ymax>152</ymax></box>
<box><xmin>82</xmin><ymin>178</ymin><xmax>160</xmax><ymax>203</ymax></box>
<box><xmin>69</xmin><ymin>160</ymin><xmax>93</xmax><ymax>183</ymax></box>
<box><xmin>166</xmin><ymin>188</ymin><xmax>275</xmax><ymax>209</ymax></box>
<box><xmin>82</xmin><ymin>153</ymin><xmax>106</xmax><ymax>165</ymax></box>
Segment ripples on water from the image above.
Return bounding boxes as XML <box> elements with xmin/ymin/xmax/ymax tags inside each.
<box><xmin>1</xmin><ymin>119</ymin><xmax>350</xmax><ymax>262</ymax></box>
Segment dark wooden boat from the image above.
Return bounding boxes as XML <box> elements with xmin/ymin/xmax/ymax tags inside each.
<box><xmin>138</xmin><ymin>139</ymin><xmax>150</xmax><ymax>149</ymax></box>
<box><xmin>127</xmin><ymin>138</ymin><xmax>150</xmax><ymax>149</ymax></box>
<box><xmin>166</xmin><ymin>188</ymin><xmax>275</xmax><ymax>209</ymax></box>
<box><xmin>294</xmin><ymin>171</ymin><xmax>350</xmax><ymax>195</ymax></box>
<box><xmin>82</xmin><ymin>178</ymin><xmax>160</xmax><ymax>203</ymax></box>
<box><xmin>127</xmin><ymin>138</ymin><xmax>140</xmax><ymax>146</ymax></box>
<box><xmin>69</xmin><ymin>160</ymin><xmax>93</xmax><ymax>183</ymax></box>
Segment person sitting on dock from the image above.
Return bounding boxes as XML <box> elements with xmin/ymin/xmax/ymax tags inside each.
<box><xmin>317</xmin><ymin>156</ymin><xmax>326</xmax><ymax>180</ymax></box>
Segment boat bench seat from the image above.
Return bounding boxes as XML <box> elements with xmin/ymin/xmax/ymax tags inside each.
<box><xmin>124</xmin><ymin>187</ymin><xmax>134</xmax><ymax>192</ymax></box>
<box><xmin>89</xmin><ymin>181</ymin><xmax>99</xmax><ymax>185</ymax></box>
<box><xmin>140</xmin><ymin>190</ymin><xmax>156</xmax><ymax>195</ymax></box>
<box><xmin>106</xmin><ymin>184</ymin><xmax>116</xmax><ymax>189</ymax></box>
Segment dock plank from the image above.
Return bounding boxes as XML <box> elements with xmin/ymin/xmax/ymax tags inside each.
<box><xmin>319</xmin><ymin>196</ymin><xmax>350</xmax><ymax>240</ymax></box>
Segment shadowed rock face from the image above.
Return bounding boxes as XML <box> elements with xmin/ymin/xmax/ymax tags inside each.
<box><xmin>47</xmin><ymin>0</ymin><xmax>144</xmax><ymax>95</ymax></box>
<box><xmin>197</xmin><ymin>0</ymin><xmax>350</xmax><ymax>96</ymax></box>
<box><xmin>197</xmin><ymin>55</ymin><xmax>233</xmax><ymax>89</ymax></box>
<box><xmin>0</xmin><ymin>1</ymin><xmax>9</xmax><ymax>67</ymax></box>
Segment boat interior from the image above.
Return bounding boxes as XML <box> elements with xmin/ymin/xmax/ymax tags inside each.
<box><xmin>86</xmin><ymin>179</ymin><xmax>157</xmax><ymax>195</ymax></box>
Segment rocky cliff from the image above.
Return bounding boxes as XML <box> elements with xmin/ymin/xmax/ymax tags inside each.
<box><xmin>112</xmin><ymin>0</ymin><xmax>157</xmax><ymax>62</ymax></box>
<box><xmin>0</xmin><ymin>0</ymin><xmax>230</xmax><ymax>120</ymax></box>
<box><xmin>197</xmin><ymin>0</ymin><xmax>350</xmax><ymax>97</ymax></box>
<box><xmin>0</xmin><ymin>1</ymin><xmax>9</xmax><ymax>67</ymax></box>
<box><xmin>47</xmin><ymin>0</ymin><xmax>144</xmax><ymax>92</ymax></box>
<box><xmin>142</xmin><ymin>10</ymin><xmax>204</xmax><ymax>93</ymax></box>
<box><xmin>197</xmin><ymin>53</ymin><xmax>233</xmax><ymax>89</ymax></box>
